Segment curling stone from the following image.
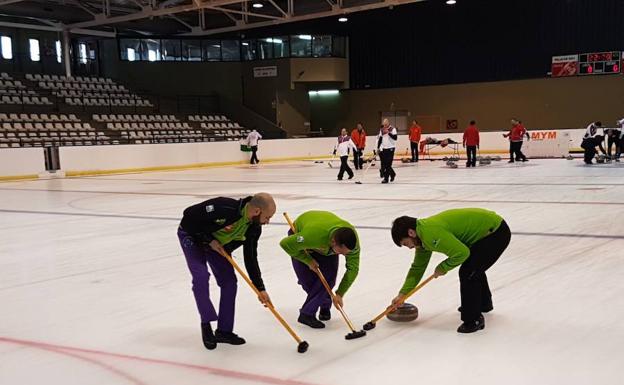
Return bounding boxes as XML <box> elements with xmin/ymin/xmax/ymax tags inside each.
<box><xmin>387</xmin><ymin>303</ymin><xmax>419</xmax><ymax>322</ymax></box>
<box><xmin>566</xmin><ymin>155</ymin><xmax>574</xmax><ymax>160</ymax></box>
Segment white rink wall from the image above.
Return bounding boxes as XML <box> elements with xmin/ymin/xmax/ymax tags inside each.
<box><xmin>0</xmin><ymin>128</ymin><xmax>588</xmax><ymax>177</ymax></box>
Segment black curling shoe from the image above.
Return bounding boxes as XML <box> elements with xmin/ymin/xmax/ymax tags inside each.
<box><xmin>319</xmin><ymin>308</ymin><xmax>331</xmax><ymax>321</ymax></box>
<box><xmin>201</xmin><ymin>323</ymin><xmax>217</xmax><ymax>350</ymax></box>
<box><xmin>457</xmin><ymin>315</ymin><xmax>485</xmax><ymax>334</ymax></box>
<box><xmin>298</xmin><ymin>313</ymin><xmax>325</xmax><ymax>329</ymax></box>
<box><xmin>215</xmin><ymin>330</ymin><xmax>246</xmax><ymax>345</ymax></box>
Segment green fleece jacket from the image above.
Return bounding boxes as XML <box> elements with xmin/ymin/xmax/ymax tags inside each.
<box><xmin>400</xmin><ymin>208</ymin><xmax>504</xmax><ymax>294</ymax></box>
<box><xmin>280</xmin><ymin>211</ymin><xmax>360</xmax><ymax>296</ymax></box>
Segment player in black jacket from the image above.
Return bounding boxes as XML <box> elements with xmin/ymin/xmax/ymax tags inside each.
<box><xmin>178</xmin><ymin>193</ymin><xmax>276</xmax><ymax>350</ymax></box>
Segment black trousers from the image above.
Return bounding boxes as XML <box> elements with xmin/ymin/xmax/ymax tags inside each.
<box><xmin>466</xmin><ymin>146</ymin><xmax>477</xmax><ymax>166</ymax></box>
<box><xmin>250</xmin><ymin>146</ymin><xmax>259</xmax><ymax>164</ymax></box>
<box><xmin>338</xmin><ymin>155</ymin><xmax>353</xmax><ymax>179</ymax></box>
<box><xmin>353</xmin><ymin>149</ymin><xmax>364</xmax><ymax>170</ymax></box>
<box><xmin>509</xmin><ymin>141</ymin><xmax>527</xmax><ymax>161</ymax></box>
<box><xmin>380</xmin><ymin>148</ymin><xmax>396</xmax><ymax>181</ymax></box>
<box><xmin>410</xmin><ymin>142</ymin><xmax>419</xmax><ymax>162</ymax></box>
<box><xmin>459</xmin><ymin>220</ymin><xmax>511</xmax><ymax>323</ymax></box>
<box><xmin>581</xmin><ymin>138</ymin><xmax>603</xmax><ymax>163</ymax></box>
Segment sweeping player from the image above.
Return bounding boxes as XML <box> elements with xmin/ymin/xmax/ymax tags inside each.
<box><xmin>280</xmin><ymin>211</ymin><xmax>360</xmax><ymax>329</ymax></box>
<box><xmin>178</xmin><ymin>193</ymin><xmax>276</xmax><ymax>350</ymax></box>
<box><xmin>388</xmin><ymin>208</ymin><xmax>511</xmax><ymax>333</ymax></box>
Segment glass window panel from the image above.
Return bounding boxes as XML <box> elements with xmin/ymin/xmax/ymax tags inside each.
<box><xmin>202</xmin><ymin>40</ymin><xmax>221</xmax><ymax>61</ymax></box>
<box><xmin>221</xmin><ymin>40</ymin><xmax>240</xmax><ymax>61</ymax></box>
<box><xmin>274</xmin><ymin>36</ymin><xmax>290</xmax><ymax>58</ymax></box>
<box><xmin>312</xmin><ymin>35</ymin><xmax>331</xmax><ymax>57</ymax></box>
<box><xmin>29</xmin><ymin>39</ymin><xmax>40</xmax><ymax>62</ymax></box>
<box><xmin>55</xmin><ymin>40</ymin><xmax>62</xmax><ymax>63</ymax></box>
<box><xmin>290</xmin><ymin>35</ymin><xmax>311</xmax><ymax>57</ymax></box>
<box><xmin>140</xmin><ymin>39</ymin><xmax>160</xmax><ymax>61</ymax></box>
<box><xmin>161</xmin><ymin>39</ymin><xmax>181</xmax><ymax>61</ymax></box>
<box><xmin>79</xmin><ymin>43</ymin><xmax>88</xmax><ymax>64</ymax></box>
<box><xmin>1</xmin><ymin>36</ymin><xmax>12</xmax><ymax>59</ymax></box>
<box><xmin>182</xmin><ymin>40</ymin><xmax>201</xmax><ymax>61</ymax></box>
<box><xmin>120</xmin><ymin>39</ymin><xmax>141</xmax><ymax>61</ymax></box>
<box><xmin>258</xmin><ymin>38</ymin><xmax>274</xmax><ymax>60</ymax></box>
<box><xmin>241</xmin><ymin>39</ymin><xmax>256</xmax><ymax>61</ymax></box>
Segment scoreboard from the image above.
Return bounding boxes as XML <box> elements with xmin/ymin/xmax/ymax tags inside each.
<box><xmin>578</xmin><ymin>51</ymin><xmax>621</xmax><ymax>75</ymax></box>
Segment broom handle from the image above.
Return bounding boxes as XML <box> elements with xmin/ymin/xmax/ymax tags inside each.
<box><xmin>218</xmin><ymin>250</ymin><xmax>304</xmax><ymax>344</ymax></box>
<box><xmin>369</xmin><ymin>274</ymin><xmax>436</xmax><ymax>324</ymax></box>
<box><xmin>283</xmin><ymin>212</ymin><xmax>357</xmax><ymax>332</ymax></box>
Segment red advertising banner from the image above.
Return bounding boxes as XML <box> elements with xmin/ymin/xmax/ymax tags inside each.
<box><xmin>551</xmin><ymin>55</ymin><xmax>579</xmax><ymax>77</ymax></box>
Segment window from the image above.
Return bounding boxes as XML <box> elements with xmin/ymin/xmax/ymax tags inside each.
<box><xmin>258</xmin><ymin>38</ymin><xmax>274</xmax><ymax>60</ymax></box>
<box><xmin>140</xmin><ymin>39</ymin><xmax>160</xmax><ymax>61</ymax></box>
<box><xmin>78</xmin><ymin>43</ymin><xmax>88</xmax><ymax>64</ymax></box>
<box><xmin>161</xmin><ymin>39</ymin><xmax>181</xmax><ymax>61</ymax></box>
<box><xmin>55</xmin><ymin>40</ymin><xmax>62</xmax><ymax>63</ymax></box>
<box><xmin>221</xmin><ymin>40</ymin><xmax>240</xmax><ymax>61</ymax></box>
<box><xmin>202</xmin><ymin>40</ymin><xmax>221</xmax><ymax>61</ymax></box>
<box><xmin>274</xmin><ymin>36</ymin><xmax>290</xmax><ymax>58</ymax></box>
<box><xmin>29</xmin><ymin>39</ymin><xmax>40</xmax><ymax>62</ymax></box>
<box><xmin>1</xmin><ymin>36</ymin><xmax>12</xmax><ymax>59</ymax></box>
<box><xmin>312</xmin><ymin>36</ymin><xmax>332</xmax><ymax>57</ymax></box>
<box><xmin>291</xmin><ymin>35</ymin><xmax>312</xmax><ymax>57</ymax></box>
<box><xmin>241</xmin><ymin>39</ymin><xmax>256</xmax><ymax>61</ymax></box>
<box><xmin>120</xmin><ymin>39</ymin><xmax>141</xmax><ymax>61</ymax></box>
<box><xmin>182</xmin><ymin>40</ymin><xmax>202</xmax><ymax>61</ymax></box>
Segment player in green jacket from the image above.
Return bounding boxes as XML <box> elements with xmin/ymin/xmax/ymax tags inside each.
<box><xmin>280</xmin><ymin>211</ymin><xmax>360</xmax><ymax>329</ymax></box>
<box><xmin>389</xmin><ymin>208</ymin><xmax>511</xmax><ymax>333</ymax></box>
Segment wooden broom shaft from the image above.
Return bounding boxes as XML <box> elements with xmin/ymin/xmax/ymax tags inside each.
<box><xmin>370</xmin><ymin>274</ymin><xmax>436</xmax><ymax>324</ymax></box>
<box><xmin>219</xmin><ymin>250</ymin><xmax>304</xmax><ymax>344</ymax></box>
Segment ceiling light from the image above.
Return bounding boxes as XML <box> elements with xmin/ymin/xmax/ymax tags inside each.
<box><xmin>446</xmin><ymin>0</ymin><xmax>456</xmax><ymax>4</ymax></box>
<box><xmin>298</xmin><ymin>35</ymin><xmax>312</xmax><ymax>40</ymax></box>
<box><xmin>338</xmin><ymin>17</ymin><xmax>348</xmax><ymax>22</ymax></box>
<box><xmin>252</xmin><ymin>2</ymin><xmax>263</xmax><ymax>8</ymax></box>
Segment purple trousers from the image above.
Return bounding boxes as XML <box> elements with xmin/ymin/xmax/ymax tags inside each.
<box><xmin>292</xmin><ymin>253</ymin><xmax>338</xmax><ymax>317</ymax></box>
<box><xmin>178</xmin><ymin>228</ymin><xmax>237</xmax><ymax>332</ymax></box>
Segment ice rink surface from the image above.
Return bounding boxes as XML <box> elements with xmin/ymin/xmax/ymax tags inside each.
<box><xmin>1</xmin><ymin>158</ymin><xmax>623</xmax><ymax>385</ymax></box>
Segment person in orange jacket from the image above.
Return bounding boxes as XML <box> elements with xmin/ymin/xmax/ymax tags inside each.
<box><xmin>409</xmin><ymin>120</ymin><xmax>422</xmax><ymax>162</ymax></box>
<box><xmin>463</xmin><ymin>121</ymin><xmax>480</xmax><ymax>167</ymax></box>
<box><xmin>351</xmin><ymin>123</ymin><xmax>367</xmax><ymax>170</ymax></box>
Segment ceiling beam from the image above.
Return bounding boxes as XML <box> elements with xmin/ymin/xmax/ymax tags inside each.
<box><xmin>169</xmin><ymin>14</ymin><xmax>194</xmax><ymax>29</ymax></box>
<box><xmin>206</xmin><ymin>6</ymin><xmax>282</xmax><ymax>20</ymax></box>
<box><xmin>0</xmin><ymin>20</ymin><xmax>115</xmax><ymax>36</ymax></box>
<box><xmin>0</xmin><ymin>0</ymin><xmax>25</xmax><ymax>6</ymax></box>
<box><xmin>267</xmin><ymin>0</ymin><xmax>288</xmax><ymax>18</ymax></box>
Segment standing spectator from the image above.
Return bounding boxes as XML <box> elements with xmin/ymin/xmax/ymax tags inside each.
<box><xmin>408</xmin><ymin>120</ymin><xmax>422</xmax><ymax>162</ymax></box>
<box><xmin>334</xmin><ymin>128</ymin><xmax>356</xmax><ymax>180</ymax></box>
<box><xmin>351</xmin><ymin>123</ymin><xmax>367</xmax><ymax>170</ymax></box>
<box><xmin>503</xmin><ymin>119</ymin><xmax>529</xmax><ymax>163</ymax></box>
<box><xmin>463</xmin><ymin>121</ymin><xmax>480</xmax><ymax>168</ymax></box>
<box><xmin>377</xmin><ymin>118</ymin><xmax>398</xmax><ymax>184</ymax></box>
<box><xmin>246</xmin><ymin>129</ymin><xmax>263</xmax><ymax>165</ymax></box>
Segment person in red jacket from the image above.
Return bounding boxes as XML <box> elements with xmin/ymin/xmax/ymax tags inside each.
<box><xmin>351</xmin><ymin>123</ymin><xmax>367</xmax><ymax>170</ymax></box>
<box><xmin>408</xmin><ymin>120</ymin><xmax>422</xmax><ymax>162</ymax></box>
<box><xmin>463</xmin><ymin>120</ymin><xmax>480</xmax><ymax>167</ymax></box>
<box><xmin>503</xmin><ymin>119</ymin><xmax>529</xmax><ymax>163</ymax></box>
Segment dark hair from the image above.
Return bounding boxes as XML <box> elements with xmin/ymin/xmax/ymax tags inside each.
<box><xmin>333</xmin><ymin>227</ymin><xmax>357</xmax><ymax>250</ymax></box>
<box><xmin>596</xmin><ymin>121</ymin><xmax>602</xmax><ymax>127</ymax></box>
<box><xmin>470</xmin><ymin>120</ymin><xmax>476</xmax><ymax>125</ymax></box>
<box><xmin>391</xmin><ymin>216</ymin><xmax>417</xmax><ymax>246</ymax></box>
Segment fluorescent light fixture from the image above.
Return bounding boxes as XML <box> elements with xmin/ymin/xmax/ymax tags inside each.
<box><xmin>298</xmin><ymin>35</ymin><xmax>312</xmax><ymax>40</ymax></box>
<box><xmin>212</xmin><ymin>45</ymin><xmax>221</xmax><ymax>48</ymax></box>
<box><xmin>265</xmin><ymin>38</ymin><xmax>283</xmax><ymax>44</ymax></box>
<box><xmin>252</xmin><ymin>2</ymin><xmax>263</xmax><ymax>8</ymax></box>
<box><xmin>338</xmin><ymin>17</ymin><xmax>348</xmax><ymax>22</ymax></box>
<box><xmin>446</xmin><ymin>0</ymin><xmax>456</xmax><ymax>4</ymax></box>
<box><xmin>308</xmin><ymin>90</ymin><xmax>339</xmax><ymax>96</ymax></box>
<box><xmin>242</xmin><ymin>42</ymin><xmax>249</xmax><ymax>46</ymax></box>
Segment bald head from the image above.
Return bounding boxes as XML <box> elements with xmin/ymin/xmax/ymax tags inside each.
<box><xmin>248</xmin><ymin>192</ymin><xmax>276</xmax><ymax>225</ymax></box>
